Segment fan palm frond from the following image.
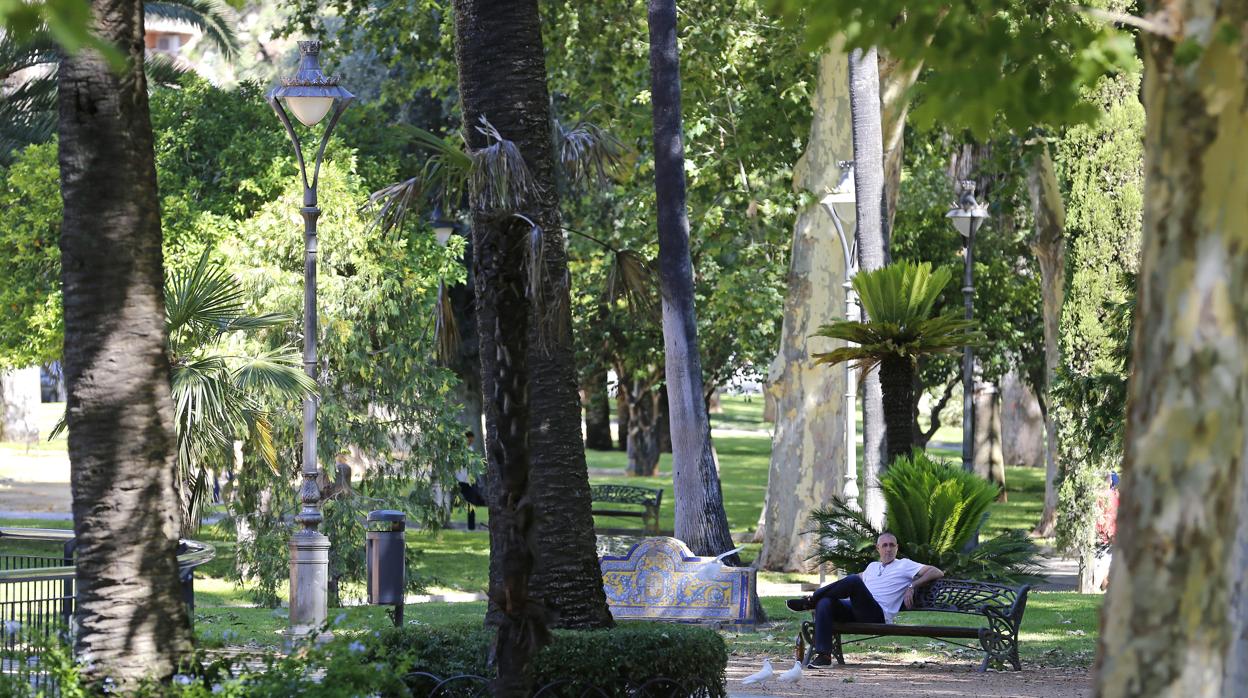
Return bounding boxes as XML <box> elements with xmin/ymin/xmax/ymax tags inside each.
<box><xmin>232</xmin><ymin>347</ymin><xmax>316</xmax><ymax>397</ymax></box>
<box><xmin>144</xmin><ymin>52</ymin><xmax>191</xmax><ymax>87</ymax></box>
<box><xmin>471</xmin><ymin>115</ymin><xmax>536</xmax><ymax>211</ymax></box>
<box><xmin>166</xmin><ymin>250</ymin><xmax>247</xmax><ymax>343</ymax></box>
<box><xmin>366</xmin><ymin>128</ymin><xmax>472</xmax><ymax>236</ymax></box>
<box><xmin>433</xmin><ymin>280</ymin><xmax>459</xmax><ymax>364</ymax></box>
<box><xmin>556</xmin><ymin>117</ymin><xmax>626</xmax><ymax>191</ymax></box>
<box><xmin>144</xmin><ymin>0</ymin><xmax>239</xmax><ymax>59</ymax></box>
<box><xmin>604</xmin><ymin>249</ymin><xmax>657</xmax><ymax>317</ymax></box>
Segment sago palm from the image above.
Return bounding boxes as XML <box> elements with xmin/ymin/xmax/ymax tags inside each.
<box><xmin>813</xmin><ymin>261</ymin><xmax>982</xmax><ymax>464</ymax></box>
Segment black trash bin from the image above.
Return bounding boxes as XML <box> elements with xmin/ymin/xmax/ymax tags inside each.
<box><xmin>366</xmin><ymin>510</ymin><xmax>406</xmax><ymax>625</ymax></box>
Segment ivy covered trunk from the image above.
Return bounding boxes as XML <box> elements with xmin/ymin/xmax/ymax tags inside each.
<box><xmin>759</xmin><ymin>45</ymin><xmax>851</xmax><ymax>572</ymax></box>
<box><xmin>646</xmin><ymin>0</ymin><xmax>736</xmax><ymax>561</ymax></box>
<box><xmin>876</xmin><ymin>355</ymin><xmax>915</xmax><ymax>466</ymax></box>
<box><xmin>57</xmin><ymin>0</ymin><xmax>193</xmax><ymax>684</ymax></box>
<box><xmin>1095</xmin><ymin>2</ymin><xmax>1248</xmax><ymax>693</ymax></box>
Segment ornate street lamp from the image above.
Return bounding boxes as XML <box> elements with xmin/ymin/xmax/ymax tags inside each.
<box><xmin>819</xmin><ymin>160</ymin><xmax>859</xmax><ymax>514</ymax></box>
<box><xmin>267</xmin><ymin>40</ymin><xmax>354</xmax><ymax>640</ymax></box>
<box><xmin>946</xmin><ymin>180</ymin><xmax>989</xmax><ymax>473</ymax></box>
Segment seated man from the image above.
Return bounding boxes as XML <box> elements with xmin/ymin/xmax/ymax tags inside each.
<box><xmin>787</xmin><ymin>532</ymin><xmax>944</xmax><ymax>667</ymax></box>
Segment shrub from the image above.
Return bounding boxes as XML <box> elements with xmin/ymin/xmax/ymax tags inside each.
<box><xmin>809</xmin><ymin>450</ymin><xmax>1044</xmax><ymax>585</ymax></box>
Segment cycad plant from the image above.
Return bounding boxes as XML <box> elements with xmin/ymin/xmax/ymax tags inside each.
<box><xmin>813</xmin><ymin>261</ymin><xmax>981</xmax><ymax>464</ymax></box>
<box><xmin>809</xmin><ymin>451</ymin><xmax>1043</xmax><ymax>585</ymax></box>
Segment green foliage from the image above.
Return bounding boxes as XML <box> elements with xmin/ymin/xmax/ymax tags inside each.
<box><xmin>770</xmin><ymin>0</ymin><xmax>1136</xmax><ymax>133</ymax></box>
<box><xmin>809</xmin><ymin>451</ymin><xmax>1043</xmax><ymax>584</ymax></box>
<box><xmin>0</xmin><ymin>141</ymin><xmax>61</xmax><ymax>368</ymax></box>
<box><xmin>1051</xmin><ymin>70</ymin><xmax>1142</xmax><ymax>556</ymax></box>
<box><xmin>812</xmin><ymin>261</ymin><xmax>981</xmax><ymax>376</ymax></box>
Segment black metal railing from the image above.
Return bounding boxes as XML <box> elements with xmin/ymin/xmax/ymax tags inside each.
<box><xmin>0</xmin><ymin>528</ymin><xmax>214</xmax><ymax>694</ymax></box>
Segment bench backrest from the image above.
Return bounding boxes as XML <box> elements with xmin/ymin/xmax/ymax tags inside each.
<box><xmin>912</xmin><ymin>579</ymin><xmax>1030</xmax><ymax>622</ymax></box>
<box><xmin>590</xmin><ymin>484</ymin><xmax>662</xmax><ymax>508</ymax></box>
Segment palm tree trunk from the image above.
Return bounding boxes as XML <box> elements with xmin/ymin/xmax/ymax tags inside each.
<box><xmin>1026</xmin><ymin>147</ymin><xmax>1064</xmax><ymax>537</ymax></box>
<box><xmin>877</xmin><ymin>356</ymin><xmax>915</xmax><ymax>465</ymax></box>
<box><xmin>453</xmin><ymin>0</ymin><xmax>610</xmax><ymax>690</ymax></box>
<box><xmin>57</xmin><ymin>0</ymin><xmax>192</xmax><ymax>685</ymax></box>
<box><xmin>646</xmin><ymin>0</ymin><xmax>736</xmax><ymax>562</ymax></box>
<box><xmin>849</xmin><ymin>46</ymin><xmax>889</xmax><ymax>524</ymax></box>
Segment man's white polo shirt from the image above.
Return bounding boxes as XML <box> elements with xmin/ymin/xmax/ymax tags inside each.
<box><xmin>862</xmin><ymin>558</ymin><xmax>923</xmax><ymax>622</ymax></box>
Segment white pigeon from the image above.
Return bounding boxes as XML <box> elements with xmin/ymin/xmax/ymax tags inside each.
<box><xmin>742</xmin><ymin>658</ymin><xmax>774</xmax><ymax>688</ymax></box>
<box><xmin>777</xmin><ymin>660</ymin><xmax>802</xmax><ymax>684</ymax></box>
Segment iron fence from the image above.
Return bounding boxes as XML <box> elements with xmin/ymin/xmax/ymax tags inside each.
<box><xmin>0</xmin><ymin>527</ymin><xmax>214</xmax><ymax>695</ymax></box>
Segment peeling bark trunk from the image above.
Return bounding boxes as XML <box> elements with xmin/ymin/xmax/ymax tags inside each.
<box><xmin>1027</xmin><ymin>147</ymin><xmax>1065</xmax><ymax>537</ymax></box>
<box><xmin>759</xmin><ymin>46</ymin><xmax>850</xmax><ymax>572</ymax></box>
<box><xmin>878</xmin><ymin>51</ymin><xmax>922</xmax><ymax>241</ymax></box>
<box><xmin>849</xmin><ymin>46</ymin><xmax>889</xmax><ymax>528</ymax></box>
<box><xmin>1094</xmin><ymin>3</ymin><xmax>1248</xmax><ymax>693</ymax></box>
<box><xmin>58</xmin><ymin>0</ymin><xmax>193</xmax><ymax>683</ymax></box>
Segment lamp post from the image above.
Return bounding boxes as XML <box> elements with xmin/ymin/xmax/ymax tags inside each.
<box><xmin>267</xmin><ymin>40</ymin><xmax>354</xmax><ymax>640</ymax></box>
<box><xmin>945</xmin><ymin>180</ymin><xmax>989</xmax><ymax>473</ymax></box>
<box><xmin>819</xmin><ymin>160</ymin><xmax>859</xmax><ymax>514</ymax></box>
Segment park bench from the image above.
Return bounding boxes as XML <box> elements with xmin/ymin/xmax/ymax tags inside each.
<box><xmin>590</xmin><ymin>484</ymin><xmax>663</xmax><ymax>535</ymax></box>
<box><xmin>600</xmin><ymin>536</ymin><xmax>756</xmax><ymax>628</ymax></box>
<box><xmin>796</xmin><ymin>578</ymin><xmax>1031</xmax><ymax>671</ymax></box>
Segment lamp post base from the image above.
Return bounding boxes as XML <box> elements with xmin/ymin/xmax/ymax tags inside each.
<box><xmin>287</xmin><ymin>529</ymin><xmax>330</xmax><ymax>643</ymax></box>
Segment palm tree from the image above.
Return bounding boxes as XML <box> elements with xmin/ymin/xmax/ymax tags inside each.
<box><xmin>813</xmin><ymin>261</ymin><xmax>982</xmax><ymax>464</ymax></box>
<box><xmin>0</xmin><ymin>0</ymin><xmax>238</xmax><ymax>161</ymax></box>
<box><xmin>646</xmin><ymin>0</ymin><xmax>737</xmax><ymax>565</ymax></box>
<box><xmin>165</xmin><ymin>252</ymin><xmax>316</xmax><ymax>535</ymax></box>
<box><xmin>57</xmin><ymin>0</ymin><xmax>191</xmax><ymax>683</ymax></box>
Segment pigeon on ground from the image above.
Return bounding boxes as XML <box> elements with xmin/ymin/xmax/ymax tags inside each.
<box><xmin>742</xmin><ymin>658</ymin><xmax>774</xmax><ymax>688</ymax></box>
<box><xmin>777</xmin><ymin>660</ymin><xmax>802</xmax><ymax>684</ymax></box>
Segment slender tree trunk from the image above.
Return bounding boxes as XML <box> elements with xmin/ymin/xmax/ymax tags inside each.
<box><xmin>582</xmin><ymin>363</ymin><xmax>613</xmax><ymax>450</ymax></box>
<box><xmin>877</xmin><ymin>356</ymin><xmax>915</xmax><ymax>465</ymax></box>
<box><xmin>57</xmin><ymin>0</ymin><xmax>192</xmax><ymax>684</ymax></box>
<box><xmin>849</xmin><ymin>46</ymin><xmax>889</xmax><ymax>528</ymax></box>
<box><xmin>759</xmin><ymin>45</ymin><xmax>850</xmax><ymax>572</ymax></box>
<box><xmin>646</xmin><ymin>0</ymin><xmax>736</xmax><ymax>562</ymax></box>
<box><xmin>1027</xmin><ymin>147</ymin><xmax>1065</xmax><ymax>537</ymax></box>
<box><xmin>878</xmin><ymin>51</ymin><xmax>922</xmax><ymax>241</ymax></box>
<box><xmin>453</xmin><ymin>1</ymin><xmax>610</xmax><ymax>690</ymax></box>
<box><xmin>626</xmin><ymin>383</ymin><xmax>661</xmax><ymax>476</ymax></box>
<box><xmin>1095</xmin><ymin>3</ymin><xmax>1248</xmax><ymax>693</ymax></box>
<box><xmin>657</xmin><ymin>385</ymin><xmax>672</xmax><ymax>453</ymax></box>
<box><xmin>616</xmin><ymin>380</ymin><xmax>630</xmax><ymax>451</ymax></box>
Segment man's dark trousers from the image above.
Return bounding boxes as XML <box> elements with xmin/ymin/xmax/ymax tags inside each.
<box><xmin>813</xmin><ymin>574</ymin><xmax>885</xmax><ymax>653</ymax></box>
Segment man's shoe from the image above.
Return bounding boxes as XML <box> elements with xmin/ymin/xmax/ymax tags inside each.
<box><xmin>808</xmin><ymin>653</ymin><xmax>833</xmax><ymax>668</ymax></box>
<box><xmin>786</xmin><ymin>596</ymin><xmax>815</xmax><ymax>612</ymax></box>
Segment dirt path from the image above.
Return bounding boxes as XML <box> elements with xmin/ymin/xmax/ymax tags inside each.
<box><xmin>0</xmin><ymin>450</ymin><xmax>71</xmax><ymax>514</ymax></box>
<box><xmin>727</xmin><ymin>655</ymin><xmax>1091</xmax><ymax>698</ymax></box>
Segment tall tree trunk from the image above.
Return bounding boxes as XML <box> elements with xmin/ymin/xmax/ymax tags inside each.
<box><xmin>849</xmin><ymin>46</ymin><xmax>889</xmax><ymax>528</ymax></box>
<box><xmin>1027</xmin><ymin>147</ymin><xmax>1065</xmax><ymax>537</ymax></box>
<box><xmin>453</xmin><ymin>1</ymin><xmax>611</xmax><ymax>690</ymax></box>
<box><xmin>759</xmin><ymin>45</ymin><xmax>850</xmax><ymax>572</ymax></box>
<box><xmin>57</xmin><ymin>0</ymin><xmax>192</xmax><ymax>684</ymax></box>
<box><xmin>615</xmin><ymin>379</ymin><xmax>630</xmax><ymax>451</ymax></box>
<box><xmin>877</xmin><ymin>356</ymin><xmax>915</xmax><ymax>465</ymax></box>
<box><xmin>582</xmin><ymin>362</ymin><xmax>613</xmax><ymax>450</ymax></box>
<box><xmin>1095</xmin><ymin>3</ymin><xmax>1248</xmax><ymax>693</ymax></box>
<box><xmin>449</xmin><ymin>243</ymin><xmax>484</xmax><ymax>451</ymax></box>
<box><xmin>657</xmin><ymin>385</ymin><xmax>672</xmax><ymax>453</ymax></box>
<box><xmin>646</xmin><ymin>0</ymin><xmax>737</xmax><ymax>563</ymax></box>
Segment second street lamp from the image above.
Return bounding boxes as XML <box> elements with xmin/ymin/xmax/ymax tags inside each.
<box><xmin>945</xmin><ymin>180</ymin><xmax>989</xmax><ymax>474</ymax></box>
<box><xmin>267</xmin><ymin>39</ymin><xmax>354</xmax><ymax>640</ymax></box>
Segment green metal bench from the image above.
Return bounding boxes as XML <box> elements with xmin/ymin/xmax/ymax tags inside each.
<box><xmin>590</xmin><ymin>484</ymin><xmax>663</xmax><ymax>534</ymax></box>
<box><xmin>797</xmin><ymin>578</ymin><xmax>1031</xmax><ymax>671</ymax></box>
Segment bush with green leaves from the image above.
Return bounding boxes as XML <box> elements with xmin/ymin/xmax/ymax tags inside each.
<box><xmin>809</xmin><ymin>451</ymin><xmax>1044</xmax><ymax>585</ymax></box>
<box><xmin>2</xmin><ymin>622</ymin><xmax>727</xmax><ymax>696</ymax></box>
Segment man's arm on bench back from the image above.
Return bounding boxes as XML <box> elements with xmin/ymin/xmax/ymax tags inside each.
<box><xmin>903</xmin><ymin>565</ymin><xmax>944</xmax><ymax>609</ymax></box>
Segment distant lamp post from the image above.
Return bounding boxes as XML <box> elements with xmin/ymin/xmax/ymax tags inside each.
<box><xmin>431</xmin><ymin>207</ymin><xmax>456</xmax><ymax>247</ymax></box>
<box><xmin>267</xmin><ymin>39</ymin><xmax>354</xmax><ymax>640</ymax></box>
<box><xmin>819</xmin><ymin>160</ymin><xmax>859</xmax><ymax>514</ymax></box>
<box><xmin>945</xmin><ymin>180</ymin><xmax>989</xmax><ymax>473</ymax></box>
